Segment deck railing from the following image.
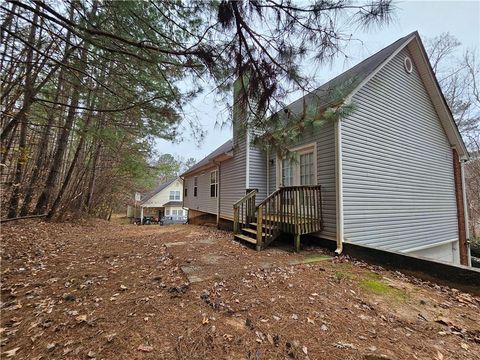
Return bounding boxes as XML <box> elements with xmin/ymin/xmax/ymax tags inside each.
<box><xmin>233</xmin><ymin>189</ymin><xmax>257</xmax><ymax>234</ymax></box>
<box><xmin>256</xmin><ymin>185</ymin><xmax>323</xmax><ymax>250</ymax></box>
<box><xmin>233</xmin><ymin>185</ymin><xmax>323</xmax><ymax>251</ymax></box>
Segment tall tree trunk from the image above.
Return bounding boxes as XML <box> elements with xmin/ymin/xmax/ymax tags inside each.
<box><xmin>47</xmin><ymin>90</ymin><xmax>95</xmax><ymax>219</ymax></box>
<box><xmin>19</xmin><ymin>67</ymin><xmax>67</xmax><ymax>216</ymax></box>
<box><xmin>19</xmin><ymin>11</ymin><xmax>74</xmax><ymax>216</ymax></box>
<box><xmin>34</xmin><ymin>47</ymin><xmax>88</xmax><ymax>214</ymax></box>
<box><xmin>7</xmin><ymin>6</ymin><xmax>40</xmax><ymax>218</ymax></box>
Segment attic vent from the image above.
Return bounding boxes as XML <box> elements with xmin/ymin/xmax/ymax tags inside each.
<box><xmin>404</xmin><ymin>56</ymin><xmax>413</xmax><ymax>73</ymax></box>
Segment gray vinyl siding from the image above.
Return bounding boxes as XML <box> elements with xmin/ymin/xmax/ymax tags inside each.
<box><xmin>220</xmin><ymin>139</ymin><xmax>246</xmax><ymax>218</ymax></box>
<box><xmin>342</xmin><ymin>48</ymin><xmax>458</xmax><ymax>252</ymax></box>
<box><xmin>184</xmin><ymin>169</ymin><xmax>218</xmax><ymax>215</ymax></box>
<box><xmin>248</xmin><ymin>132</ymin><xmax>268</xmax><ymax>204</ymax></box>
<box><xmin>289</xmin><ymin>120</ymin><xmax>337</xmax><ymax>240</ymax></box>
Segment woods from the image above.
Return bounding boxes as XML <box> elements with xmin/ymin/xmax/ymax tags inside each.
<box><xmin>1</xmin><ymin>0</ymin><xmax>394</xmax><ymax>220</ymax></box>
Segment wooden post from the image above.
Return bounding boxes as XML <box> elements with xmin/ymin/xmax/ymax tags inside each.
<box><xmin>233</xmin><ymin>206</ymin><xmax>239</xmax><ymax>234</ymax></box>
<box><xmin>256</xmin><ymin>206</ymin><xmax>263</xmax><ymax>251</ymax></box>
<box><xmin>294</xmin><ymin>233</ymin><xmax>300</xmax><ymax>252</ymax></box>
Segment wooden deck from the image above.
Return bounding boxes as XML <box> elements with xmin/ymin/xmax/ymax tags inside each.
<box><xmin>233</xmin><ymin>186</ymin><xmax>322</xmax><ymax>251</ymax></box>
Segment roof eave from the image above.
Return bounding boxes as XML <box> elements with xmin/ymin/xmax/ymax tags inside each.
<box><xmin>181</xmin><ymin>151</ymin><xmax>234</xmax><ymax>177</ymax></box>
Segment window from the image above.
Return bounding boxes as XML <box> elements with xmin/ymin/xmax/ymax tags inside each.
<box><xmin>184</xmin><ymin>188</ymin><xmax>187</xmax><ymax>197</ymax></box>
<box><xmin>177</xmin><ymin>209</ymin><xmax>183</xmax><ymax>216</ymax></box>
<box><xmin>165</xmin><ymin>209</ymin><xmax>170</xmax><ymax>215</ymax></box>
<box><xmin>172</xmin><ymin>209</ymin><xmax>178</xmax><ymax>216</ymax></box>
<box><xmin>210</xmin><ymin>170</ymin><xmax>218</xmax><ymax>197</ymax></box>
<box><xmin>282</xmin><ymin>158</ymin><xmax>293</xmax><ymax>186</ymax></box>
<box><xmin>169</xmin><ymin>190</ymin><xmax>180</xmax><ymax>200</ymax></box>
<box><xmin>194</xmin><ymin>176</ymin><xmax>198</xmax><ymax>197</ymax></box>
<box><xmin>278</xmin><ymin>143</ymin><xmax>316</xmax><ymax>187</ymax></box>
<box><xmin>300</xmin><ymin>152</ymin><xmax>315</xmax><ymax>185</ymax></box>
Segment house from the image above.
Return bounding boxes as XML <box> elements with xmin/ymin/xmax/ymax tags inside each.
<box><xmin>139</xmin><ymin>178</ymin><xmax>187</xmax><ymax>222</ymax></box>
<box><xmin>181</xmin><ymin>32</ymin><xmax>470</xmax><ymax>266</ymax></box>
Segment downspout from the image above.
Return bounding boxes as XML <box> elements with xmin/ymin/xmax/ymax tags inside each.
<box><xmin>335</xmin><ymin>118</ymin><xmax>344</xmax><ymax>254</ymax></box>
<box><xmin>245</xmin><ymin>130</ymin><xmax>250</xmax><ymax>189</ymax></box>
<box><xmin>266</xmin><ymin>148</ymin><xmax>270</xmax><ymax>195</ymax></box>
<box><xmin>213</xmin><ymin>160</ymin><xmax>221</xmax><ymax>227</ymax></box>
<box><xmin>180</xmin><ymin>175</ymin><xmax>188</xmax><ymax>222</ymax></box>
<box><xmin>460</xmin><ymin>161</ymin><xmax>471</xmax><ymax>266</ymax></box>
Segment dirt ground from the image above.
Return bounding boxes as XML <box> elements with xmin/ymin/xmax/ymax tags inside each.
<box><xmin>1</xmin><ymin>219</ymin><xmax>479</xmax><ymax>360</ymax></box>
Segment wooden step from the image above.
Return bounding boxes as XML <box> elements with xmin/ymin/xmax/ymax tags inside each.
<box><xmin>242</xmin><ymin>227</ymin><xmax>267</xmax><ymax>239</ymax></box>
<box><xmin>234</xmin><ymin>233</ymin><xmax>257</xmax><ymax>245</ymax></box>
<box><xmin>242</xmin><ymin>227</ymin><xmax>257</xmax><ymax>236</ymax></box>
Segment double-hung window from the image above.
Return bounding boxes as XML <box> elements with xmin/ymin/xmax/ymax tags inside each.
<box><xmin>210</xmin><ymin>170</ymin><xmax>218</xmax><ymax>198</ymax></box>
<box><xmin>169</xmin><ymin>190</ymin><xmax>180</xmax><ymax>201</ymax></box>
<box><xmin>278</xmin><ymin>143</ymin><xmax>316</xmax><ymax>187</ymax></box>
<box><xmin>193</xmin><ymin>176</ymin><xmax>198</xmax><ymax>197</ymax></box>
<box><xmin>299</xmin><ymin>151</ymin><xmax>315</xmax><ymax>185</ymax></box>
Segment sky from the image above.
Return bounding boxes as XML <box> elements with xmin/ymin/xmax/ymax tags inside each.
<box><xmin>155</xmin><ymin>0</ymin><xmax>480</xmax><ymax>162</ymax></box>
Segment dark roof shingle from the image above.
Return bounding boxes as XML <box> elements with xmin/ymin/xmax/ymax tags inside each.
<box><xmin>181</xmin><ymin>139</ymin><xmax>233</xmax><ymax>176</ymax></box>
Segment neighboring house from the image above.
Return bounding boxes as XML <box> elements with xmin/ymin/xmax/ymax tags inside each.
<box><xmin>139</xmin><ymin>178</ymin><xmax>187</xmax><ymax>221</ymax></box>
<box><xmin>181</xmin><ymin>32</ymin><xmax>470</xmax><ymax>266</ymax></box>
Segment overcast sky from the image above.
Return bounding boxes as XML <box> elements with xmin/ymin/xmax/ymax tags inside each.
<box><xmin>155</xmin><ymin>0</ymin><xmax>480</xmax><ymax>163</ymax></box>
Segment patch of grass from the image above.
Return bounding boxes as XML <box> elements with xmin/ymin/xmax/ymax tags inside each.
<box><xmin>360</xmin><ymin>278</ymin><xmax>408</xmax><ymax>302</ymax></box>
<box><xmin>302</xmin><ymin>254</ymin><xmax>331</xmax><ymax>264</ymax></box>
<box><xmin>334</xmin><ymin>270</ymin><xmax>353</xmax><ymax>282</ymax></box>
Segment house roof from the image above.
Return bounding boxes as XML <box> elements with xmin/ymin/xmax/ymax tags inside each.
<box><xmin>140</xmin><ymin>178</ymin><xmax>177</xmax><ymax>205</ymax></box>
<box><xmin>285</xmin><ymin>32</ymin><xmax>416</xmax><ymax>115</ymax></box>
<box><xmin>163</xmin><ymin>201</ymin><xmax>183</xmax><ymax>207</ymax></box>
<box><xmin>181</xmin><ymin>139</ymin><xmax>233</xmax><ymax>177</ymax></box>
<box><xmin>286</xmin><ymin>31</ymin><xmax>468</xmax><ymax>158</ymax></box>
<box><xmin>181</xmin><ymin>32</ymin><xmax>468</xmax><ymax>174</ymax></box>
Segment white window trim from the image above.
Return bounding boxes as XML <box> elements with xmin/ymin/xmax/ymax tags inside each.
<box><xmin>404</xmin><ymin>56</ymin><xmax>413</xmax><ymax>73</ymax></box>
<box><xmin>276</xmin><ymin>142</ymin><xmax>317</xmax><ymax>187</ymax></box>
<box><xmin>169</xmin><ymin>190</ymin><xmax>181</xmax><ymax>201</ymax></box>
<box><xmin>210</xmin><ymin>170</ymin><xmax>218</xmax><ymax>197</ymax></box>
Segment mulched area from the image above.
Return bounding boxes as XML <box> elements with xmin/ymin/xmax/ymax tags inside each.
<box><xmin>1</xmin><ymin>219</ymin><xmax>479</xmax><ymax>359</ymax></box>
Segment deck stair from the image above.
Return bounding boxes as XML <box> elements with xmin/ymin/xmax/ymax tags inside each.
<box><xmin>233</xmin><ymin>186</ymin><xmax>323</xmax><ymax>251</ymax></box>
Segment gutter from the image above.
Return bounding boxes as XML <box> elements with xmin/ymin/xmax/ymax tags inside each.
<box><xmin>460</xmin><ymin>161</ymin><xmax>471</xmax><ymax>266</ymax></box>
<box><xmin>335</xmin><ymin>118</ymin><xmax>344</xmax><ymax>254</ymax></box>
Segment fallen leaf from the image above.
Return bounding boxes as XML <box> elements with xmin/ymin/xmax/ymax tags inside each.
<box><xmin>435</xmin><ymin>317</ymin><xmax>453</xmax><ymax>327</ymax></box>
<box><xmin>137</xmin><ymin>344</ymin><xmax>153</xmax><ymax>352</ymax></box>
<box><xmin>202</xmin><ymin>316</ymin><xmax>209</xmax><ymax>325</ymax></box>
<box><xmin>460</xmin><ymin>342</ymin><xmax>469</xmax><ymax>350</ymax></box>
<box><xmin>302</xmin><ymin>345</ymin><xmax>308</xmax><ymax>355</ymax></box>
<box><xmin>75</xmin><ymin>315</ymin><xmax>87</xmax><ymax>323</ymax></box>
<box><xmin>307</xmin><ymin>317</ymin><xmax>315</xmax><ymax>324</ymax></box>
<box><xmin>334</xmin><ymin>342</ymin><xmax>356</xmax><ymax>349</ymax></box>
<box><xmin>5</xmin><ymin>347</ymin><xmax>20</xmax><ymax>358</ymax></box>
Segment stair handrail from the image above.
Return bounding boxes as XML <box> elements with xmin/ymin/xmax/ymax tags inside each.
<box><xmin>233</xmin><ymin>188</ymin><xmax>257</xmax><ymax>207</ymax></box>
<box><xmin>233</xmin><ymin>189</ymin><xmax>257</xmax><ymax>234</ymax></box>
